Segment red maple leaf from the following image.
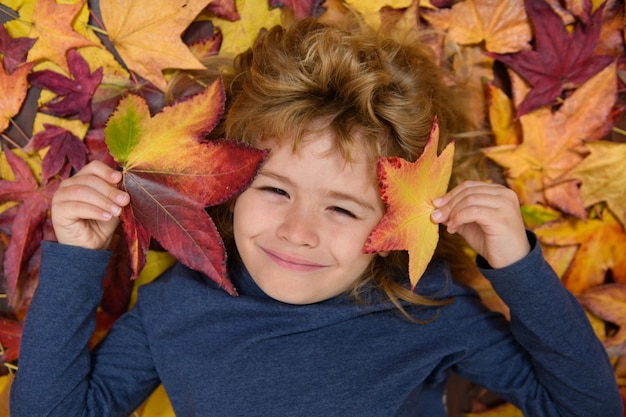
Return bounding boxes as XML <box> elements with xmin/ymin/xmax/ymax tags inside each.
<box><xmin>105</xmin><ymin>80</ymin><xmax>268</xmax><ymax>294</ymax></box>
<box><xmin>27</xmin><ymin>49</ymin><xmax>103</xmax><ymax>123</ymax></box>
<box><xmin>26</xmin><ymin>124</ymin><xmax>89</xmax><ymax>183</ymax></box>
<box><xmin>0</xmin><ymin>316</ymin><xmax>23</xmax><ymax>362</ymax></box>
<box><xmin>0</xmin><ymin>23</ymin><xmax>36</xmax><ymax>74</ymax></box>
<box><xmin>0</xmin><ymin>147</ymin><xmax>59</xmax><ymax>297</ymax></box>
<box><xmin>488</xmin><ymin>0</ymin><xmax>613</xmax><ymax>117</ymax></box>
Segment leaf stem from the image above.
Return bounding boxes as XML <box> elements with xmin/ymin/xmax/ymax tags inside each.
<box><xmin>611</xmin><ymin>126</ymin><xmax>626</xmax><ymax>138</ymax></box>
<box><xmin>1</xmin><ymin>133</ymin><xmax>23</xmax><ymax>150</ymax></box>
<box><xmin>86</xmin><ymin>23</ymin><xmax>108</xmax><ymax>37</ymax></box>
<box><xmin>8</xmin><ymin>119</ymin><xmax>30</xmax><ymax>146</ymax></box>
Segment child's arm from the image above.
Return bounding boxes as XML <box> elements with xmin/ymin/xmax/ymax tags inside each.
<box><xmin>431</xmin><ymin>180</ymin><xmax>622</xmax><ymax>416</ymax></box>
<box><xmin>11</xmin><ymin>162</ymin><xmax>158</xmax><ymax>416</ymax></box>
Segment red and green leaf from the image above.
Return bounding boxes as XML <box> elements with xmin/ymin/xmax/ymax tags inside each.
<box><xmin>104</xmin><ymin>79</ymin><xmax>268</xmax><ymax>294</ymax></box>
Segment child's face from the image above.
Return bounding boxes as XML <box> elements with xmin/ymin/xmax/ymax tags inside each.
<box><xmin>232</xmin><ymin>129</ymin><xmax>385</xmax><ymax>304</ymax></box>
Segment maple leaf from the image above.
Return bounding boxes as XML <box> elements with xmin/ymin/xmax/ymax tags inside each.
<box><xmin>27</xmin><ymin>49</ymin><xmax>103</xmax><ymax>123</ymax></box>
<box><xmin>488</xmin><ymin>0</ymin><xmax>614</xmax><ymax>117</ymax></box>
<box><xmin>446</xmin><ymin>0</ymin><xmax>531</xmax><ymax>54</ymax></box>
<box><xmin>0</xmin><ymin>59</ymin><xmax>34</xmax><ymax>134</ymax></box>
<box><xmin>0</xmin><ymin>316</ymin><xmax>23</xmax><ymax>362</ymax></box>
<box><xmin>212</xmin><ymin>0</ymin><xmax>283</xmax><ymax>56</ymax></box>
<box><xmin>25</xmin><ymin>124</ymin><xmax>89</xmax><ymax>183</ymax></box>
<box><xmin>535</xmin><ymin>206</ymin><xmax>626</xmax><ymax>295</ymax></box>
<box><xmin>104</xmin><ymin>79</ymin><xmax>268</xmax><ymax>294</ymax></box>
<box><xmin>344</xmin><ymin>0</ymin><xmax>412</xmax><ymax>29</ymax></box>
<box><xmin>579</xmin><ymin>283</ymin><xmax>626</xmax><ymax>357</ymax></box>
<box><xmin>26</xmin><ymin>0</ymin><xmax>95</xmax><ymax>73</ymax></box>
<box><xmin>484</xmin><ymin>63</ymin><xmax>617</xmax><ymax>218</ymax></box>
<box><xmin>0</xmin><ymin>146</ymin><xmax>59</xmax><ymax>297</ymax></box>
<box><xmin>566</xmin><ymin>140</ymin><xmax>626</xmax><ymax>227</ymax></box>
<box><xmin>364</xmin><ymin>118</ymin><xmax>455</xmax><ymax>289</ymax></box>
<box><xmin>0</xmin><ymin>22</ymin><xmax>36</xmax><ymax>74</ymax></box>
<box><xmin>100</xmin><ymin>0</ymin><xmax>211</xmax><ymax>92</ymax></box>
<box><xmin>486</xmin><ymin>82</ymin><xmax>522</xmax><ymax>146</ymax></box>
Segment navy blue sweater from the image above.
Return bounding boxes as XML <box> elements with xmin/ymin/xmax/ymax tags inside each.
<box><xmin>10</xmin><ymin>235</ymin><xmax>622</xmax><ymax>416</ymax></box>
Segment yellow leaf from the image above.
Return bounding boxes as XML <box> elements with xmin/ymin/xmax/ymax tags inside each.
<box><xmin>486</xmin><ymin>82</ymin><xmax>521</xmax><ymax>146</ymax></box>
<box><xmin>213</xmin><ymin>0</ymin><xmax>283</xmax><ymax>56</ymax></box>
<box><xmin>447</xmin><ymin>0</ymin><xmax>531</xmax><ymax>53</ymax></box>
<box><xmin>364</xmin><ymin>118</ymin><xmax>455</xmax><ymax>288</ymax></box>
<box><xmin>535</xmin><ymin>207</ymin><xmax>626</xmax><ymax>295</ymax></box>
<box><xmin>100</xmin><ymin>0</ymin><xmax>212</xmax><ymax>91</ymax></box>
<box><xmin>134</xmin><ymin>384</ymin><xmax>175</xmax><ymax>417</ymax></box>
<box><xmin>27</xmin><ymin>0</ymin><xmax>96</xmax><ymax>73</ymax></box>
<box><xmin>345</xmin><ymin>0</ymin><xmax>413</xmax><ymax>30</ymax></box>
<box><xmin>567</xmin><ymin>141</ymin><xmax>626</xmax><ymax>227</ymax></box>
<box><xmin>2</xmin><ymin>0</ymin><xmax>35</xmax><ymax>37</ymax></box>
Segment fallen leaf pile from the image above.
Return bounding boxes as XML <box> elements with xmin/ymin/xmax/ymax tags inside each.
<box><xmin>0</xmin><ymin>0</ymin><xmax>625</xmax><ymax>415</ymax></box>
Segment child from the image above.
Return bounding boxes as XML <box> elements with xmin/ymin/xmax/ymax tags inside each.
<box><xmin>10</xmin><ymin>16</ymin><xmax>622</xmax><ymax>417</ymax></box>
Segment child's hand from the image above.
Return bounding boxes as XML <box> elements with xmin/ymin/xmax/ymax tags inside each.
<box><xmin>51</xmin><ymin>161</ymin><xmax>130</xmax><ymax>250</ymax></box>
<box><xmin>431</xmin><ymin>181</ymin><xmax>530</xmax><ymax>269</ymax></box>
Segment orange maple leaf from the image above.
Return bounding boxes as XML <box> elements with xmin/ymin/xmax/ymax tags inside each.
<box><xmin>579</xmin><ymin>283</ymin><xmax>626</xmax><ymax>357</ymax></box>
<box><xmin>100</xmin><ymin>0</ymin><xmax>211</xmax><ymax>91</ymax></box>
<box><xmin>535</xmin><ymin>207</ymin><xmax>626</xmax><ymax>295</ymax></box>
<box><xmin>566</xmin><ymin>140</ymin><xmax>626</xmax><ymax>227</ymax></box>
<box><xmin>26</xmin><ymin>0</ymin><xmax>95</xmax><ymax>73</ymax></box>
<box><xmin>484</xmin><ymin>63</ymin><xmax>618</xmax><ymax>218</ymax></box>
<box><xmin>364</xmin><ymin>118</ymin><xmax>455</xmax><ymax>289</ymax></box>
<box><xmin>446</xmin><ymin>0</ymin><xmax>531</xmax><ymax>54</ymax></box>
<box><xmin>0</xmin><ymin>61</ymin><xmax>34</xmax><ymax>133</ymax></box>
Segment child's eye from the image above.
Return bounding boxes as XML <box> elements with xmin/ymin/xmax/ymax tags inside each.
<box><xmin>261</xmin><ymin>186</ymin><xmax>289</xmax><ymax>197</ymax></box>
<box><xmin>329</xmin><ymin>206</ymin><xmax>357</xmax><ymax>219</ymax></box>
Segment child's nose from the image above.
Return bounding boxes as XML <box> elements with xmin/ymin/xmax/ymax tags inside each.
<box><xmin>277</xmin><ymin>203</ymin><xmax>320</xmax><ymax>247</ymax></box>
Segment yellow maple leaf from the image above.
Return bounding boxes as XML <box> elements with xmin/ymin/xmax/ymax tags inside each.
<box><xmin>2</xmin><ymin>0</ymin><xmax>35</xmax><ymax>37</ymax></box>
<box><xmin>212</xmin><ymin>0</ymin><xmax>283</xmax><ymax>56</ymax></box>
<box><xmin>535</xmin><ymin>207</ymin><xmax>626</xmax><ymax>295</ymax></box>
<box><xmin>364</xmin><ymin>118</ymin><xmax>455</xmax><ymax>289</ymax></box>
<box><xmin>345</xmin><ymin>0</ymin><xmax>413</xmax><ymax>30</ymax></box>
<box><xmin>579</xmin><ymin>283</ymin><xmax>626</xmax><ymax>357</ymax></box>
<box><xmin>26</xmin><ymin>0</ymin><xmax>95</xmax><ymax>73</ymax></box>
<box><xmin>486</xmin><ymin>82</ymin><xmax>521</xmax><ymax>146</ymax></box>
<box><xmin>446</xmin><ymin>0</ymin><xmax>531</xmax><ymax>54</ymax></box>
<box><xmin>484</xmin><ymin>63</ymin><xmax>618</xmax><ymax>217</ymax></box>
<box><xmin>99</xmin><ymin>0</ymin><xmax>211</xmax><ymax>91</ymax></box>
<box><xmin>466</xmin><ymin>402</ymin><xmax>524</xmax><ymax>417</ymax></box>
<box><xmin>567</xmin><ymin>141</ymin><xmax>626</xmax><ymax>227</ymax></box>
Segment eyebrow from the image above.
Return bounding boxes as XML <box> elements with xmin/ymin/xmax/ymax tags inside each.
<box><xmin>257</xmin><ymin>171</ymin><xmax>377</xmax><ymax>212</ymax></box>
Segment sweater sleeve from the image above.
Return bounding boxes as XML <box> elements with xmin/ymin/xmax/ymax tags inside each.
<box><xmin>449</xmin><ymin>232</ymin><xmax>622</xmax><ymax>417</ymax></box>
<box><xmin>10</xmin><ymin>242</ymin><xmax>160</xmax><ymax>417</ymax></box>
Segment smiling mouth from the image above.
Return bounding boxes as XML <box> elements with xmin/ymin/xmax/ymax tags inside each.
<box><xmin>262</xmin><ymin>248</ymin><xmax>326</xmax><ymax>272</ymax></box>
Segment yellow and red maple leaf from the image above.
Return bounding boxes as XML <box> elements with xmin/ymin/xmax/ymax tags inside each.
<box><xmin>99</xmin><ymin>0</ymin><xmax>212</xmax><ymax>91</ymax></box>
<box><xmin>364</xmin><ymin>118</ymin><xmax>455</xmax><ymax>289</ymax></box>
<box><xmin>104</xmin><ymin>79</ymin><xmax>268</xmax><ymax>294</ymax></box>
<box><xmin>26</xmin><ymin>0</ymin><xmax>95</xmax><ymax>73</ymax></box>
<box><xmin>535</xmin><ymin>207</ymin><xmax>626</xmax><ymax>295</ymax></box>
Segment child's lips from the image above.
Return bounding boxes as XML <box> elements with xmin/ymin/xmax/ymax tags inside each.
<box><xmin>262</xmin><ymin>248</ymin><xmax>326</xmax><ymax>272</ymax></box>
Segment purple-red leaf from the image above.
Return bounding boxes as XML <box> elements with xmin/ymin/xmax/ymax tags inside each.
<box><xmin>488</xmin><ymin>0</ymin><xmax>613</xmax><ymax>117</ymax></box>
<box><xmin>26</xmin><ymin>124</ymin><xmax>88</xmax><ymax>182</ymax></box>
<box><xmin>0</xmin><ymin>23</ymin><xmax>36</xmax><ymax>74</ymax></box>
<box><xmin>27</xmin><ymin>49</ymin><xmax>103</xmax><ymax>123</ymax></box>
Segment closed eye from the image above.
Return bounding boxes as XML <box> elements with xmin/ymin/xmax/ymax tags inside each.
<box><xmin>260</xmin><ymin>186</ymin><xmax>289</xmax><ymax>197</ymax></box>
<box><xmin>329</xmin><ymin>206</ymin><xmax>357</xmax><ymax>219</ymax></box>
